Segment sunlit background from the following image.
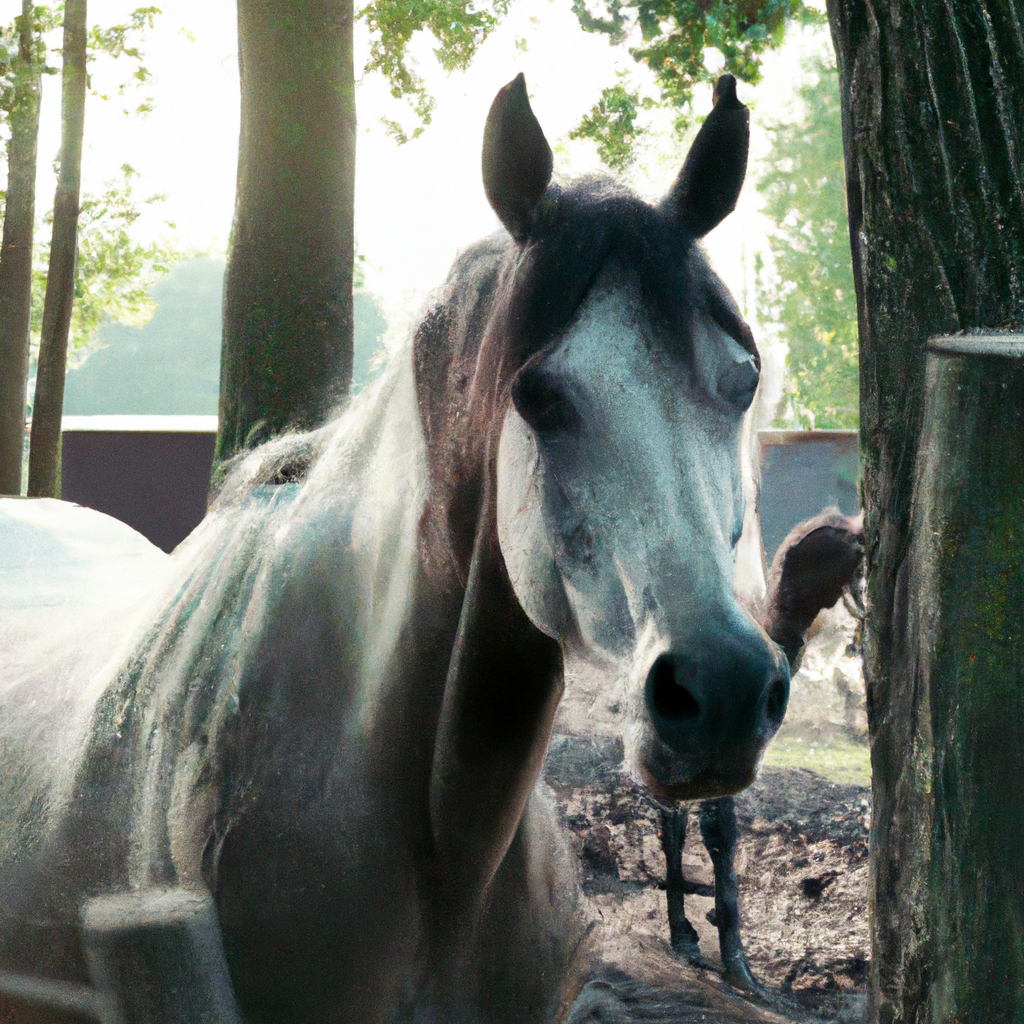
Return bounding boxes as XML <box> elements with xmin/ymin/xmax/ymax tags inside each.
<box><xmin>0</xmin><ymin>0</ymin><xmax>835</xmax><ymax>346</ymax></box>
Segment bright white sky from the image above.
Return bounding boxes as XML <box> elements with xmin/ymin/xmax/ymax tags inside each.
<box><xmin>0</xmin><ymin>0</ymin><xmax>832</xmax><ymax>333</ymax></box>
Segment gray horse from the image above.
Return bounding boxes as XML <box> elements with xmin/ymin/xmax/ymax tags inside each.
<box><xmin>0</xmin><ymin>75</ymin><xmax>857</xmax><ymax>1023</ymax></box>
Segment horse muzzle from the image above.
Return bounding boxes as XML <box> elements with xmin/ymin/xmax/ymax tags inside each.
<box><xmin>637</xmin><ymin>615</ymin><xmax>790</xmax><ymax>800</ymax></box>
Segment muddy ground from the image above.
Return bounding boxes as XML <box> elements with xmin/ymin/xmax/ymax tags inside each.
<box><xmin>546</xmin><ymin>604</ymin><xmax>871</xmax><ymax>1023</ymax></box>
<box><xmin>544</xmin><ymin>744</ymin><xmax>870</xmax><ymax>1022</ymax></box>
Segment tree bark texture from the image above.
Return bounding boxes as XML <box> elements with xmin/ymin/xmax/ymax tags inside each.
<box><xmin>904</xmin><ymin>336</ymin><xmax>1024</xmax><ymax>1023</ymax></box>
<box><xmin>217</xmin><ymin>0</ymin><xmax>356</xmax><ymax>465</ymax></box>
<box><xmin>0</xmin><ymin>1</ymin><xmax>41</xmax><ymax>495</ymax></box>
<box><xmin>826</xmin><ymin>3</ymin><xmax>1024</xmax><ymax>1022</ymax></box>
<box><xmin>27</xmin><ymin>0</ymin><xmax>87</xmax><ymax>498</ymax></box>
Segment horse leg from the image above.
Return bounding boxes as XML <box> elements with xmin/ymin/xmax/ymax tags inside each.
<box><xmin>658</xmin><ymin>803</ymin><xmax>706</xmax><ymax>964</ymax></box>
<box><xmin>698</xmin><ymin>796</ymin><xmax>764</xmax><ymax>995</ymax></box>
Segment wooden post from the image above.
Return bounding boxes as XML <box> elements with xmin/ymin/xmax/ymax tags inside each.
<box><xmin>893</xmin><ymin>335</ymin><xmax>1024</xmax><ymax>1022</ymax></box>
<box><xmin>83</xmin><ymin>889</ymin><xmax>243</xmax><ymax>1024</ymax></box>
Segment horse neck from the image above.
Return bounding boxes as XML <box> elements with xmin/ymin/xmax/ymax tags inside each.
<box><xmin>422</xmin><ymin>459</ymin><xmax>564</xmax><ymax>911</ymax></box>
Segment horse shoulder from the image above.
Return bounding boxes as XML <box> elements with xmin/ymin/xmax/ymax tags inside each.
<box><xmin>215</xmin><ymin>384</ymin><xmax>432</xmax><ymax>867</ymax></box>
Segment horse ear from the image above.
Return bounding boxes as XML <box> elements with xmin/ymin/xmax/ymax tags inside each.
<box><xmin>665</xmin><ymin>74</ymin><xmax>749</xmax><ymax>238</ymax></box>
<box><xmin>482</xmin><ymin>74</ymin><xmax>553</xmax><ymax>241</ymax></box>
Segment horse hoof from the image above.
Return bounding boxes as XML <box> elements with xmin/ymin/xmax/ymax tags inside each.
<box><xmin>723</xmin><ymin>956</ymin><xmax>767</xmax><ymax>999</ymax></box>
<box><xmin>671</xmin><ymin>939</ymin><xmax>708</xmax><ymax>968</ymax></box>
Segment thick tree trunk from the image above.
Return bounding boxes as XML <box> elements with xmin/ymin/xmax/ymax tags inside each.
<box><xmin>27</xmin><ymin>0</ymin><xmax>87</xmax><ymax>498</ymax></box>
<box><xmin>217</xmin><ymin>0</ymin><xmax>355</xmax><ymax>466</ymax></box>
<box><xmin>826</xmin><ymin>3</ymin><xmax>1024</xmax><ymax>1022</ymax></box>
<box><xmin>0</xmin><ymin>1</ymin><xmax>41</xmax><ymax>495</ymax></box>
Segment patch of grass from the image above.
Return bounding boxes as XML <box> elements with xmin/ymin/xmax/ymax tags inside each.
<box><xmin>762</xmin><ymin>732</ymin><xmax>870</xmax><ymax>787</ymax></box>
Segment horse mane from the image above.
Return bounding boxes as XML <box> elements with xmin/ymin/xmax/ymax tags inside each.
<box><xmin>208</xmin><ymin>428</ymin><xmax>328</xmax><ymax>508</ymax></box>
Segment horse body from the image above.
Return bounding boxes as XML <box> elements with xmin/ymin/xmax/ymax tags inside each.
<box><xmin>0</xmin><ymin>74</ymin><xmax>796</xmax><ymax>1022</ymax></box>
<box><xmin>2</xmin><ymin>343</ymin><xmax>582</xmax><ymax>1022</ymax></box>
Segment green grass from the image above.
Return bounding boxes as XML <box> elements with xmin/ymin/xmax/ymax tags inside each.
<box><xmin>762</xmin><ymin>731</ymin><xmax>871</xmax><ymax>787</ymax></box>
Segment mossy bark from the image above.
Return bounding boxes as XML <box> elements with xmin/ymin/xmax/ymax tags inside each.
<box><xmin>826</xmin><ymin>3</ymin><xmax>1024</xmax><ymax>1021</ymax></box>
<box><xmin>908</xmin><ymin>338</ymin><xmax>1024</xmax><ymax>1023</ymax></box>
<box><xmin>217</xmin><ymin>0</ymin><xmax>356</xmax><ymax>466</ymax></box>
<box><xmin>0</xmin><ymin>1</ymin><xmax>41</xmax><ymax>495</ymax></box>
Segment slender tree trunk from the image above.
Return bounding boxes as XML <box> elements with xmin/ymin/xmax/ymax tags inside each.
<box><xmin>217</xmin><ymin>0</ymin><xmax>355</xmax><ymax>467</ymax></box>
<box><xmin>0</xmin><ymin>1</ymin><xmax>41</xmax><ymax>495</ymax></box>
<box><xmin>826</xmin><ymin>3</ymin><xmax>1024</xmax><ymax>1022</ymax></box>
<box><xmin>27</xmin><ymin>0</ymin><xmax>87</xmax><ymax>498</ymax></box>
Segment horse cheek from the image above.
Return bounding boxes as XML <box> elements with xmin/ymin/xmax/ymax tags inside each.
<box><xmin>497</xmin><ymin>410</ymin><xmax>570</xmax><ymax>641</ymax></box>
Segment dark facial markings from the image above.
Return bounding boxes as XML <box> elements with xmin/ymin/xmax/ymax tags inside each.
<box><xmin>562</xmin><ymin>520</ymin><xmax>596</xmax><ymax>565</ymax></box>
<box><xmin>731</xmin><ymin>514</ymin><xmax>745</xmax><ymax>550</ymax></box>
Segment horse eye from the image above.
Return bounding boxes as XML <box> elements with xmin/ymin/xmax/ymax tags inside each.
<box><xmin>512</xmin><ymin>371</ymin><xmax>581</xmax><ymax>435</ymax></box>
<box><xmin>718</xmin><ymin>357</ymin><xmax>759</xmax><ymax>412</ymax></box>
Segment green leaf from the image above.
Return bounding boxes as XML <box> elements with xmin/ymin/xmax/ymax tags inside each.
<box><xmin>569</xmin><ymin>80</ymin><xmax>649</xmax><ymax>172</ymax></box>
<box><xmin>27</xmin><ymin>165</ymin><xmax>196</xmax><ymax>368</ymax></box>
<box><xmin>358</xmin><ymin>0</ymin><xmax>510</xmax><ymax>142</ymax></box>
<box><xmin>569</xmin><ymin>0</ymin><xmax>818</xmax><ymax>167</ymax></box>
<box><xmin>756</xmin><ymin>50</ymin><xmax>859</xmax><ymax>430</ymax></box>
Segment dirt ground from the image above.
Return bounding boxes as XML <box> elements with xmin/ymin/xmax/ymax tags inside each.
<box><xmin>547</xmin><ymin>603</ymin><xmax>871</xmax><ymax>1023</ymax></box>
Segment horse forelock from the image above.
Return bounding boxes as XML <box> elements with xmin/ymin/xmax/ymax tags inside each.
<box><xmin>414</xmin><ymin>176</ymin><xmax>757</xmax><ymax>581</ymax></box>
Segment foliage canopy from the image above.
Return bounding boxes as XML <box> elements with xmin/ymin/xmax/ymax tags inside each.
<box><xmin>30</xmin><ymin>165</ymin><xmax>185</xmax><ymax>379</ymax></box>
<box><xmin>570</xmin><ymin>0</ymin><xmax>822</xmax><ymax>167</ymax></box>
<box><xmin>757</xmin><ymin>51</ymin><xmax>857</xmax><ymax>429</ymax></box>
<box><xmin>359</xmin><ymin>0</ymin><xmax>821</xmax><ymax>148</ymax></box>
<box><xmin>360</xmin><ymin>0</ymin><xmax>512</xmax><ymax>141</ymax></box>
<box><xmin>0</xmin><ymin>8</ymin><xmax>188</xmax><ymax>412</ymax></box>
<box><xmin>0</xmin><ymin>4</ymin><xmax>159</xmax><ymax>129</ymax></box>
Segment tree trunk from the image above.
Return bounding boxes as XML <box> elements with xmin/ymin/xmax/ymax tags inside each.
<box><xmin>27</xmin><ymin>0</ymin><xmax>87</xmax><ymax>498</ymax></box>
<box><xmin>217</xmin><ymin>0</ymin><xmax>355</xmax><ymax>466</ymax></box>
<box><xmin>0</xmin><ymin>1</ymin><xmax>41</xmax><ymax>495</ymax></box>
<box><xmin>826</xmin><ymin>3</ymin><xmax>1024</xmax><ymax>1022</ymax></box>
<box><xmin>904</xmin><ymin>335</ymin><xmax>1024</xmax><ymax>1022</ymax></box>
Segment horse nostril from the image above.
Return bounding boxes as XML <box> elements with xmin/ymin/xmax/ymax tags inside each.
<box><xmin>765</xmin><ymin>676</ymin><xmax>788</xmax><ymax>725</ymax></box>
<box><xmin>649</xmin><ymin>654</ymin><xmax>701</xmax><ymax>721</ymax></box>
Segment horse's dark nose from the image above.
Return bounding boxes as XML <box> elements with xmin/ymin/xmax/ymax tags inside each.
<box><xmin>644</xmin><ymin>620</ymin><xmax>790</xmax><ymax>763</ymax></box>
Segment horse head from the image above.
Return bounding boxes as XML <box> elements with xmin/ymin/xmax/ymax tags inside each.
<box><xmin>474</xmin><ymin>74</ymin><xmax>788</xmax><ymax>802</ymax></box>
